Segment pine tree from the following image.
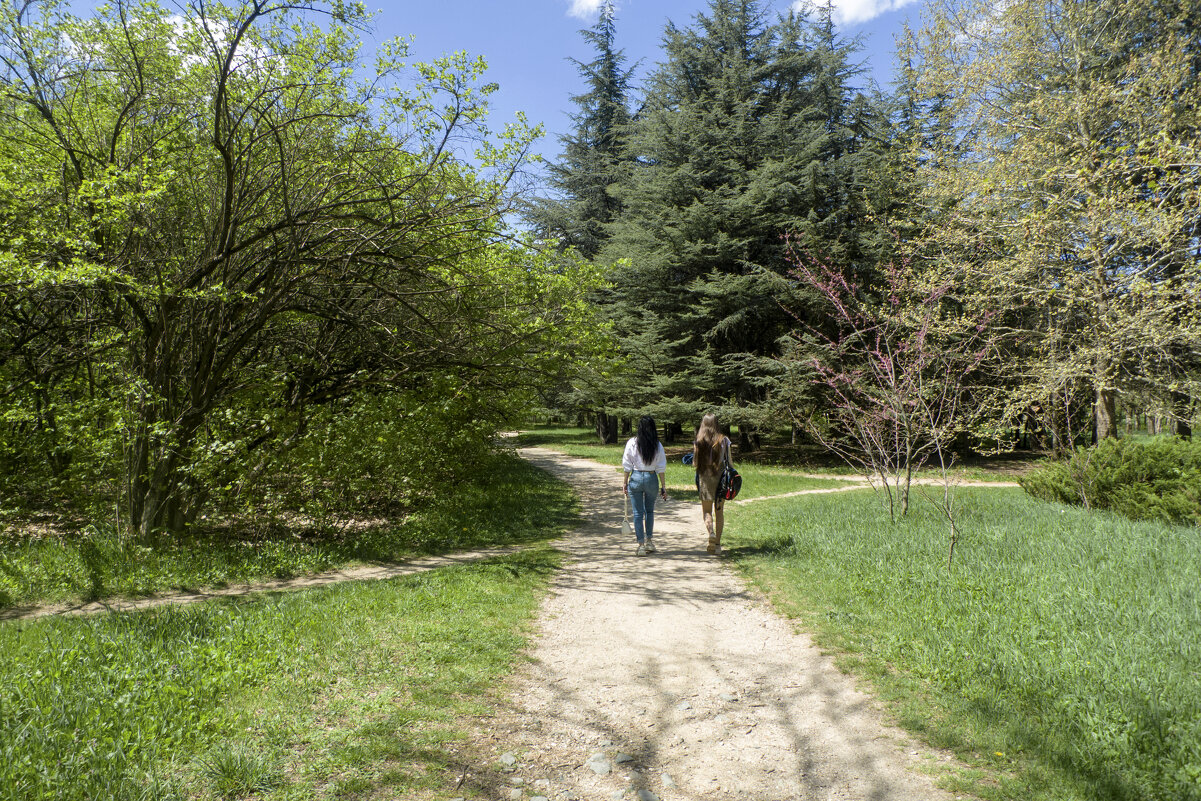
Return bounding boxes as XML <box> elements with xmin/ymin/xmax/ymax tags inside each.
<box><xmin>599</xmin><ymin>0</ymin><xmax>887</xmax><ymax>443</ymax></box>
<box><xmin>521</xmin><ymin>3</ymin><xmax>640</xmax><ymax>441</ymax></box>
<box><xmin>526</xmin><ymin>1</ymin><xmax>633</xmax><ymax>259</ymax></box>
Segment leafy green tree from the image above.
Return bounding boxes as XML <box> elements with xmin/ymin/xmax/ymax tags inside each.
<box><xmin>910</xmin><ymin>0</ymin><xmax>1201</xmax><ymax>443</ymax></box>
<box><xmin>0</xmin><ymin>0</ymin><xmax>601</xmax><ymax>535</ymax></box>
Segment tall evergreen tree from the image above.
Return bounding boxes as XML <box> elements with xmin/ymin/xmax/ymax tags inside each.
<box><xmin>522</xmin><ymin>2</ymin><xmax>638</xmax><ymax>442</ymax></box>
<box><xmin>526</xmin><ymin>1</ymin><xmax>633</xmax><ymax>259</ymax></box>
<box><xmin>599</xmin><ymin>0</ymin><xmax>886</xmax><ymax>443</ymax></box>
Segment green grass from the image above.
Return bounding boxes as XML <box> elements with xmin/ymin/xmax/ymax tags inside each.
<box><xmin>726</xmin><ymin>487</ymin><xmax>1201</xmax><ymax>801</ymax></box>
<box><xmin>0</xmin><ymin>546</ymin><xmax>566</xmax><ymax>799</ymax></box>
<box><xmin>515</xmin><ymin>426</ymin><xmax>856</xmax><ymax>499</ymax></box>
<box><xmin>0</xmin><ymin>453</ymin><xmax>570</xmax><ymax>609</ymax></box>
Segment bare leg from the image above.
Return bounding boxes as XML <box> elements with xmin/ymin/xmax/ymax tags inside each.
<box><xmin>701</xmin><ymin>499</ymin><xmax>718</xmax><ymax>554</ymax></box>
<box><xmin>711</xmin><ymin>503</ymin><xmax>724</xmax><ymax>553</ymax></box>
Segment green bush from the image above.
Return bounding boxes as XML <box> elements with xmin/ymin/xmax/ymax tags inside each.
<box><xmin>1020</xmin><ymin>436</ymin><xmax>1201</xmax><ymax>526</ymax></box>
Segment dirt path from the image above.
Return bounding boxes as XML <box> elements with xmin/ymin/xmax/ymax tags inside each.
<box><xmin>732</xmin><ymin>476</ymin><xmax>1019</xmax><ymax>505</ymax></box>
<box><xmin>2</xmin><ymin>447</ymin><xmax>994</xmax><ymax>796</ymax></box>
<box><xmin>459</xmin><ymin>447</ymin><xmax>964</xmax><ymax>801</ymax></box>
<box><xmin>0</xmin><ymin>546</ymin><xmax>526</xmax><ymax>622</ymax></box>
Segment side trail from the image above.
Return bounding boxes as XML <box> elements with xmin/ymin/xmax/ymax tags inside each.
<box><xmin>0</xmin><ymin>450</ymin><xmax>1010</xmax><ymax>624</ymax></box>
<box><xmin>455</xmin><ymin>447</ymin><xmax>963</xmax><ymax>801</ymax></box>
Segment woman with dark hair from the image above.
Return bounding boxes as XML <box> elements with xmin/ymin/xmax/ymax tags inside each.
<box><xmin>692</xmin><ymin>413</ymin><xmax>731</xmax><ymax>555</ymax></box>
<box><xmin>621</xmin><ymin>415</ymin><xmax>668</xmax><ymax>556</ymax></box>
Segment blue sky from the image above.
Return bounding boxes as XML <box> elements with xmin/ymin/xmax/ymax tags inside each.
<box><xmin>373</xmin><ymin>0</ymin><xmax>925</xmax><ymax>162</ymax></box>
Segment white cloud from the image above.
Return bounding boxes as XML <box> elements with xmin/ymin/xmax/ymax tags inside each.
<box><xmin>792</xmin><ymin>0</ymin><xmax>919</xmax><ymax>27</ymax></box>
<box><xmin>566</xmin><ymin>0</ymin><xmax>605</xmax><ymax>20</ymax></box>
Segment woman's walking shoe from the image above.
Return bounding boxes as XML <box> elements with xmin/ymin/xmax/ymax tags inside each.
<box><xmin>707</xmin><ymin>535</ymin><xmax>718</xmax><ymax>555</ymax></box>
<box><xmin>636</xmin><ymin>543</ymin><xmax>648</xmax><ymax>556</ymax></box>
<box><xmin>645</xmin><ymin>539</ymin><xmax>657</xmax><ymax>553</ymax></box>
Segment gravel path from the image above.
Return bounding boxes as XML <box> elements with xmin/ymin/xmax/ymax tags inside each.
<box><xmin>463</xmin><ymin>447</ymin><xmax>964</xmax><ymax>801</ymax></box>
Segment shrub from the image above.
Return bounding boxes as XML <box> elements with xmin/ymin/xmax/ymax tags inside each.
<box><xmin>1020</xmin><ymin>436</ymin><xmax>1201</xmax><ymax>526</ymax></box>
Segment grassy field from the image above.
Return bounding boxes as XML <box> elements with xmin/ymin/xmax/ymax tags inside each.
<box><xmin>0</xmin><ymin>548</ymin><xmax>561</xmax><ymax>801</ymax></box>
<box><xmin>514</xmin><ymin>426</ymin><xmax>857</xmax><ymax>499</ymax></box>
<box><xmin>0</xmin><ymin>454</ymin><xmax>576</xmax><ymax>800</ymax></box>
<box><xmin>726</xmin><ymin>487</ymin><xmax>1201</xmax><ymax>801</ymax></box>
<box><xmin>0</xmin><ymin>453</ymin><xmax>569</xmax><ymax>609</ymax></box>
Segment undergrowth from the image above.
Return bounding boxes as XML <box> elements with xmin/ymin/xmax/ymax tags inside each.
<box><xmin>1020</xmin><ymin>436</ymin><xmax>1201</xmax><ymax>526</ymax></box>
<box><xmin>0</xmin><ymin>453</ymin><xmax>573</xmax><ymax>608</ymax></box>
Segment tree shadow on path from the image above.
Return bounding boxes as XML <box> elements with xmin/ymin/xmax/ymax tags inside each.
<box><xmin>456</xmin><ymin>448</ymin><xmax>960</xmax><ymax>801</ymax></box>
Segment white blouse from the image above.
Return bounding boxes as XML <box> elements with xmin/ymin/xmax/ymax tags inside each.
<box><xmin>622</xmin><ymin>438</ymin><xmax>667</xmax><ymax>474</ymax></box>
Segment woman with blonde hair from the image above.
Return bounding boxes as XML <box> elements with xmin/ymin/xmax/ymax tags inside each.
<box><xmin>692</xmin><ymin>413</ymin><xmax>731</xmax><ymax>554</ymax></box>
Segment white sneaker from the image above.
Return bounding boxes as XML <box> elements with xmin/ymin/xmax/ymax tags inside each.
<box><xmin>636</xmin><ymin>544</ymin><xmax>648</xmax><ymax>556</ymax></box>
<box><xmin>645</xmin><ymin>540</ymin><xmax>657</xmax><ymax>553</ymax></box>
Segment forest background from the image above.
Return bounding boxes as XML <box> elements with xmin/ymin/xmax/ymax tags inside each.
<box><xmin>0</xmin><ymin>0</ymin><xmax>1198</xmax><ymax>541</ymax></box>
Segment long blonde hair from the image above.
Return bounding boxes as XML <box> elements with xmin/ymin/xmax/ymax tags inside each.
<box><xmin>694</xmin><ymin>413</ymin><xmax>724</xmax><ymax>472</ymax></box>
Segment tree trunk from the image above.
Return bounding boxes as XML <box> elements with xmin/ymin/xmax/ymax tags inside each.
<box><xmin>1094</xmin><ymin>386</ymin><xmax>1117</xmax><ymax>440</ymax></box>
<box><xmin>128</xmin><ymin>372</ymin><xmax>206</xmax><ymax>538</ymax></box>
<box><xmin>737</xmin><ymin>425</ymin><xmax>760</xmax><ymax>452</ymax></box>
<box><xmin>595</xmin><ymin>412</ymin><xmax>618</xmax><ymax>444</ymax></box>
<box><xmin>130</xmin><ymin>431</ymin><xmax>197</xmax><ymax>539</ymax></box>
<box><xmin>663</xmin><ymin>421</ymin><xmax>682</xmax><ymax>444</ymax></box>
<box><xmin>1174</xmin><ymin>392</ymin><xmax>1192</xmax><ymax>439</ymax></box>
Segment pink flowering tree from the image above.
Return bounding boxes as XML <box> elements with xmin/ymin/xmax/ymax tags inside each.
<box><xmin>782</xmin><ymin>240</ymin><xmax>1002</xmax><ymax>563</ymax></box>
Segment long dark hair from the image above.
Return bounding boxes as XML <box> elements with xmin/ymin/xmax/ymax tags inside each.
<box><xmin>636</xmin><ymin>416</ymin><xmax>659</xmax><ymax>464</ymax></box>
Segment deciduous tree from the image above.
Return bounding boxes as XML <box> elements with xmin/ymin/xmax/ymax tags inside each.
<box><xmin>0</xmin><ymin>0</ymin><xmax>600</xmax><ymax>535</ymax></box>
<box><xmin>910</xmin><ymin>0</ymin><xmax>1201</xmax><ymax>443</ymax></box>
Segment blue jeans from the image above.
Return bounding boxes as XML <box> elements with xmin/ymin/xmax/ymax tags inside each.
<box><xmin>627</xmin><ymin>471</ymin><xmax>659</xmax><ymax>544</ymax></box>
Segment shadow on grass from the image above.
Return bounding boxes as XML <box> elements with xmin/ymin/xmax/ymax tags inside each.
<box><xmin>725</xmin><ymin>490</ymin><xmax>1199</xmax><ymax>801</ymax></box>
<box><xmin>388</xmin><ymin>457</ymin><xmax>579</xmax><ymax>556</ymax></box>
<box><xmin>253</xmin><ymin>549</ymin><xmax>562</xmax><ymax>799</ymax></box>
<box><xmin>947</xmin><ymin>684</ymin><xmax>1151</xmax><ymax>801</ymax></box>
<box><xmin>0</xmin><ymin>453</ymin><xmax>578</xmax><ymax>610</ymax></box>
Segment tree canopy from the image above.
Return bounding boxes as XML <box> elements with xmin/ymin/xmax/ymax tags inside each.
<box><xmin>0</xmin><ymin>0</ymin><xmax>603</xmax><ymax>536</ymax></box>
<box><xmin>534</xmin><ymin>0</ymin><xmax>894</xmax><ymax>443</ymax></box>
<box><xmin>908</xmin><ymin>0</ymin><xmax>1201</xmax><ymax>445</ymax></box>
<box><xmin>534</xmin><ymin>0</ymin><xmax>1199</xmax><ymax>451</ymax></box>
